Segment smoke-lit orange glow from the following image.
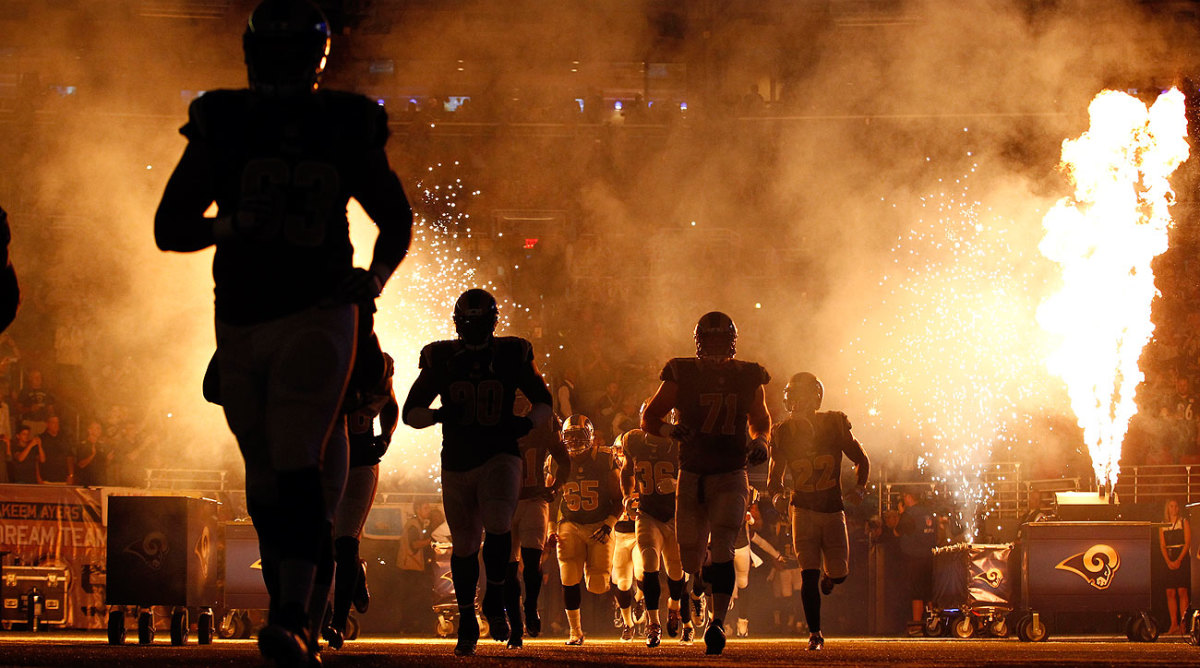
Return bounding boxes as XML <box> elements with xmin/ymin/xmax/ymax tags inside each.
<box><xmin>1037</xmin><ymin>88</ymin><xmax>1190</xmax><ymax>491</ymax></box>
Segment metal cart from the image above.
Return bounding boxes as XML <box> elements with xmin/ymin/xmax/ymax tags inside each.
<box><xmin>105</xmin><ymin>495</ymin><xmax>221</xmax><ymax>646</ymax></box>
<box><xmin>1016</xmin><ymin>521</ymin><xmax>1157</xmax><ymax>642</ymax></box>
<box><xmin>925</xmin><ymin>543</ymin><xmax>1014</xmax><ymax>638</ymax></box>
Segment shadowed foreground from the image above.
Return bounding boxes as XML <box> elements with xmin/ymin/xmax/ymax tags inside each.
<box><xmin>0</xmin><ymin>633</ymin><xmax>1196</xmax><ymax>667</ymax></box>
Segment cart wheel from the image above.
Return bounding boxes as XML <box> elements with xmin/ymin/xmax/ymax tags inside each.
<box><xmin>197</xmin><ymin>609</ymin><xmax>214</xmax><ymax>645</ymax></box>
<box><xmin>107</xmin><ymin>610</ymin><xmax>126</xmax><ymax>645</ymax></box>
<box><xmin>988</xmin><ymin>618</ymin><xmax>1009</xmax><ymax>638</ymax></box>
<box><xmin>951</xmin><ymin>615</ymin><xmax>974</xmax><ymax>639</ymax></box>
<box><xmin>169</xmin><ymin>608</ymin><xmax>189</xmax><ymax>646</ymax></box>
<box><xmin>346</xmin><ymin>614</ymin><xmax>360</xmax><ymax>641</ymax></box>
<box><xmin>1129</xmin><ymin>613</ymin><xmax>1158</xmax><ymax>643</ymax></box>
<box><xmin>1189</xmin><ymin>610</ymin><xmax>1200</xmax><ymax>646</ymax></box>
<box><xmin>436</xmin><ymin>614</ymin><xmax>455</xmax><ymax>638</ymax></box>
<box><xmin>137</xmin><ymin>610</ymin><xmax>155</xmax><ymax>645</ymax></box>
<box><xmin>1020</xmin><ymin>614</ymin><xmax>1048</xmax><ymax>643</ymax></box>
<box><xmin>217</xmin><ymin>610</ymin><xmax>239</xmax><ymax>640</ymax></box>
<box><xmin>922</xmin><ymin>614</ymin><xmax>946</xmax><ymax>637</ymax></box>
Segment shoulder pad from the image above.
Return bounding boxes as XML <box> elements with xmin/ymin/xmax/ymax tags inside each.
<box><xmin>182</xmin><ymin>89</ymin><xmax>247</xmax><ymax>142</ymax></box>
<box><xmin>748</xmin><ymin>361</ymin><xmax>770</xmax><ymax>385</ymax></box>
<box><xmin>661</xmin><ymin>357</ymin><xmax>693</xmax><ymax>383</ymax></box>
<box><xmin>319</xmin><ymin>90</ymin><xmax>390</xmax><ymax>149</ymax></box>
<box><xmin>494</xmin><ymin>336</ymin><xmax>534</xmax><ymax>362</ymax></box>
<box><xmin>418</xmin><ymin>340</ymin><xmax>458</xmax><ymax>369</ymax></box>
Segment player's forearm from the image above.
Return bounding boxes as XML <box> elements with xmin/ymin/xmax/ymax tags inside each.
<box><xmin>367</xmin><ymin>220</ymin><xmax>411</xmax><ymax>286</ymax></box>
<box><xmin>528</xmin><ymin>402</ymin><xmax>552</xmax><ymax>428</ymax></box>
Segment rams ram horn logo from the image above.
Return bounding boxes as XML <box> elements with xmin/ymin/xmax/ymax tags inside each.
<box><xmin>125</xmin><ymin>531</ymin><xmax>170</xmax><ymax>570</ymax></box>
<box><xmin>1055</xmin><ymin>544</ymin><xmax>1120</xmax><ymax>590</ymax></box>
<box><xmin>972</xmin><ymin>568</ymin><xmax>1004</xmax><ymax>589</ymax></box>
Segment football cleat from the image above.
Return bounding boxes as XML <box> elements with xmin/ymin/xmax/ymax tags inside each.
<box><xmin>353</xmin><ymin>560</ymin><xmax>370</xmax><ymax>613</ymax></box>
<box><xmin>455</xmin><ymin>615</ymin><xmax>480</xmax><ymax>657</ymax></box>
<box><xmin>680</xmin><ymin>626</ymin><xmax>695</xmax><ymax>644</ymax></box>
<box><xmin>525</xmin><ymin>608</ymin><xmax>541</xmax><ymax>638</ymax></box>
<box><xmin>320</xmin><ymin>625</ymin><xmax>344</xmax><ymax>650</ymax></box>
<box><xmin>620</xmin><ymin>624</ymin><xmax>635</xmax><ymax>641</ymax></box>
<box><xmin>565</xmin><ymin>632</ymin><xmax>585</xmax><ymax>646</ymax></box>
<box><xmin>482</xmin><ymin>590</ymin><xmax>509</xmax><ymax>642</ymax></box>
<box><xmin>667</xmin><ymin>609</ymin><xmax>681</xmax><ymax>637</ymax></box>
<box><xmin>736</xmin><ymin>618</ymin><xmax>749</xmax><ymax>638</ymax></box>
<box><xmin>703</xmin><ymin>622</ymin><xmax>726</xmax><ymax>655</ymax></box>
<box><xmin>507</xmin><ymin>633</ymin><xmax>523</xmax><ymax>650</ymax></box>
<box><xmin>820</xmin><ymin>572</ymin><xmax>835</xmax><ymax>596</ymax></box>
<box><xmin>646</xmin><ymin>623</ymin><xmax>662</xmax><ymax>648</ymax></box>
<box><xmin>807</xmin><ymin>634</ymin><xmax>825</xmax><ymax>651</ymax></box>
<box><xmin>258</xmin><ymin>623</ymin><xmax>310</xmax><ymax>668</ymax></box>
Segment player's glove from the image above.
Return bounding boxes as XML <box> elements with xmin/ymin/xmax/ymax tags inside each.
<box><xmin>339</xmin><ymin>267</ymin><xmax>384</xmax><ymax>303</ymax></box>
<box><xmin>590</xmin><ymin>524</ymin><xmax>613</xmax><ymax>544</ymax></box>
<box><xmin>846</xmin><ymin>484</ymin><xmax>867</xmax><ymax>505</ymax></box>
<box><xmin>367</xmin><ymin>434</ymin><xmax>392</xmax><ymax>462</ymax></box>
<box><xmin>660</xmin><ymin>422</ymin><xmax>692</xmax><ymax>442</ymax></box>
<box><xmin>747</xmin><ymin>436</ymin><xmax>770</xmax><ymax>467</ymax></box>
<box><xmin>623</xmin><ymin>495</ymin><xmax>640</xmax><ymax>519</ymax></box>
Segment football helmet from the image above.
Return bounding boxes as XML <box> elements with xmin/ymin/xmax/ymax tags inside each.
<box><xmin>243</xmin><ymin>0</ymin><xmax>332</xmax><ymax>96</ymax></box>
<box><xmin>694</xmin><ymin>311</ymin><xmax>737</xmax><ymax>359</ymax></box>
<box><xmin>783</xmin><ymin>372</ymin><xmax>823</xmax><ymax>413</ymax></box>
<box><xmin>561</xmin><ymin>414</ymin><xmax>596</xmax><ymax>457</ymax></box>
<box><xmin>453</xmin><ymin>288</ymin><xmax>499</xmax><ymax>347</ymax></box>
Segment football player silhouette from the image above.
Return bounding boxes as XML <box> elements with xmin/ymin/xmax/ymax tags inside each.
<box><xmin>768</xmin><ymin>372</ymin><xmax>869</xmax><ymax>651</ymax></box>
<box><xmin>0</xmin><ymin>207</ymin><xmax>18</xmax><ymax>331</ymax></box>
<box><xmin>641</xmin><ymin>312</ymin><xmax>772</xmax><ymax>655</ymax></box>
<box><xmin>508</xmin><ymin>396</ymin><xmax>569</xmax><ymax>642</ymax></box>
<box><xmin>402</xmin><ymin>288</ymin><xmax>553</xmax><ymax>655</ymax></box>
<box><xmin>154</xmin><ymin>1</ymin><xmax>413</xmax><ymax>665</ymax></box>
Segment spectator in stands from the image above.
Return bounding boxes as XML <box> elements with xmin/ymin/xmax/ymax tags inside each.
<box><xmin>7</xmin><ymin>424</ymin><xmax>41</xmax><ymax>484</ymax></box>
<box><xmin>37</xmin><ymin>415</ymin><xmax>72</xmax><ymax>483</ymax></box>
<box><xmin>16</xmin><ymin>368</ymin><xmax>54</xmax><ymax>436</ymax></box>
<box><xmin>610</xmin><ymin>394</ymin><xmax>639</xmax><ymax>440</ymax></box>
<box><xmin>73</xmin><ymin>419</ymin><xmax>111</xmax><ymax>487</ymax></box>
<box><xmin>1160</xmin><ymin>498</ymin><xmax>1191</xmax><ymax>635</ymax></box>
<box><xmin>555</xmin><ymin>368</ymin><xmax>578</xmax><ymax>419</ymax></box>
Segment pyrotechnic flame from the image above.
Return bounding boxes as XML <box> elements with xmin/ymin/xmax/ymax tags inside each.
<box><xmin>1037</xmin><ymin>88</ymin><xmax>1189</xmax><ymax>491</ymax></box>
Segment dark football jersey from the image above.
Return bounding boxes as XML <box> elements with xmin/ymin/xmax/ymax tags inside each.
<box><xmin>618</xmin><ymin>429</ymin><xmax>679</xmax><ymax>523</ymax></box>
<box><xmin>180</xmin><ymin>89</ymin><xmax>407</xmax><ymax>325</ymax></box>
<box><xmin>558</xmin><ymin>446</ymin><xmax>622</xmax><ymax>526</ymax></box>
<box><xmin>518</xmin><ymin>418</ymin><xmax>561</xmax><ymax>500</ymax></box>
<box><xmin>661</xmin><ymin>357</ymin><xmax>770</xmax><ymax>475</ymax></box>
<box><xmin>772</xmin><ymin>411</ymin><xmax>863</xmax><ymax>513</ymax></box>
<box><xmin>413</xmin><ymin>336</ymin><xmax>553</xmax><ymax>473</ymax></box>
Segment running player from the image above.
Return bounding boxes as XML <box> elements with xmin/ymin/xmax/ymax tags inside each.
<box><xmin>611</xmin><ymin>499</ymin><xmax>642</xmax><ymax>641</ymax></box>
<box><xmin>641</xmin><ymin>311</ymin><xmax>772</xmax><ymax>655</ymax></box>
<box><xmin>618</xmin><ymin>406</ymin><xmax>690</xmax><ymax>647</ymax></box>
<box><xmin>402</xmin><ymin>289</ymin><xmax>554</xmax><ymax>655</ymax></box>
<box><xmin>154</xmin><ymin>2</ymin><xmax>413</xmax><ymax>665</ymax></box>
<box><xmin>508</xmin><ymin>395</ymin><xmax>569</xmax><ymax>643</ymax></box>
<box><xmin>767</xmin><ymin>372</ymin><xmax>869</xmax><ymax>651</ymax></box>
<box><xmin>554</xmin><ymin>414</ymin><xmax>622</xmax><ymax>645</ymax></box>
